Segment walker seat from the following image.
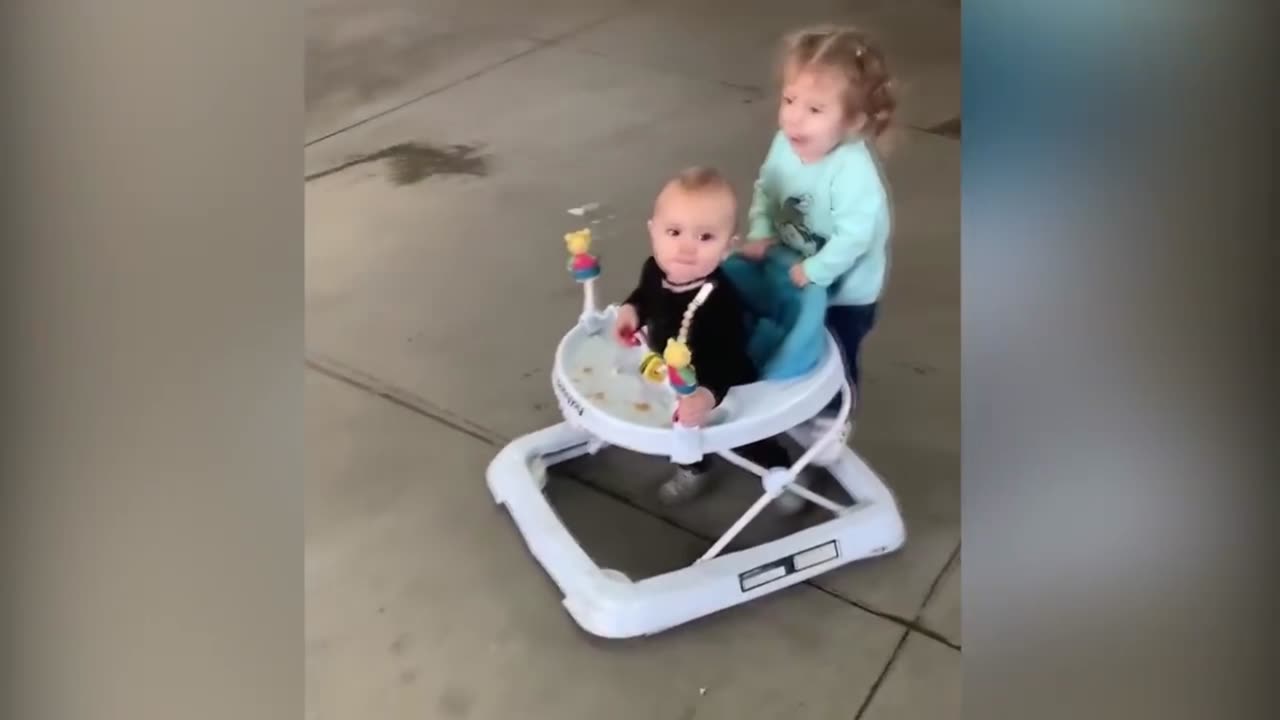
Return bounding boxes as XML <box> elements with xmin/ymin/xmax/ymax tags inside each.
<box><xmin>486</xmin><ymin>229</ymin><xmax>906</xmax><ymax>638</ymax></box>
<box><xmin>553</xmin><ymin>305</ymin><xmax>844</xmax><ymax>462</ymax></box>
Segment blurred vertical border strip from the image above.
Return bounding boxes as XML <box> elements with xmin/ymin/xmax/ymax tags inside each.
<box><xmin>4</xmin><ymin>2</ymin><xmax>303</xmax><ymax>720</ymax></box>
<box><xmin>964</xmin><ymin>1</ymin><xmax>1276</xmax><ymax>718</ymax></box>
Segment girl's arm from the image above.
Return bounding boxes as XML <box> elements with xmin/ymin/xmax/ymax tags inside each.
<box><xmin>745</xmin><ymin>133</ymin><xmax>785</xmax><ymax>240</ymax></box>
<box><xmin>746</xmin><ymin>179</ymin><xmax>775</xmax><ymax>241</ymax></box>
<box><xmin>800</xmin><ymin>163</ymin><xmax>884</xmax><ymax>287</ymax></box>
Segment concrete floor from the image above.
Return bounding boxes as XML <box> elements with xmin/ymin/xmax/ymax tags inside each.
<box><xmin>305</xmin><ymin>1</ymin><xmax>959</xmax><ymax>718</ymax></box>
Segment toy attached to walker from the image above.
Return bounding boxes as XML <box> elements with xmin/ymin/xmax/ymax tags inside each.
<box><xmin>565</xmin><ymin>228</ymin><xmax>601</xmax><ymax>281</ymax></box>
<box><xmin>486</xmin><ymin>229</ymin><xmax>906</xmax><ymax>639</ymax></box>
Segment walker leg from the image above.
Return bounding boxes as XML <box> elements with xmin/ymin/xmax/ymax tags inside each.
<box><xmin>783</xmin><ymin>484</ymin><xmax>848</xmax><ymax>514</ymax></box>
<box><xmin>718</xmin><ymin>421</ymin><xmax>854</xmax><ymax>524</ymax></box>
<box><xmin>698</xmin><ymin>493</ymin><xmax>775</xmax><ymax>562</ymax></box>
<box><xmin>789</xmin><ymin>380</ymin><xmax>854</xmax><ymax>468</ymax></box>
<box><xmin>718</xmin><ymin>448</ymin><xmax>769</xmax><ymax>478</ymax></box>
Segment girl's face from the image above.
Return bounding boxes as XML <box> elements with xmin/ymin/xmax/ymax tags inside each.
<box><xmin>779</xmin><ymin>65</ymin><xmax>863</xmax><ymax>163</ymax></box>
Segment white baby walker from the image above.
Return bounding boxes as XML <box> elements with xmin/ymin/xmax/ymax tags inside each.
<box><xmin>486</xmin><ymin>230</ymin><xmax>905</xmax><ymax>638</ymax></box>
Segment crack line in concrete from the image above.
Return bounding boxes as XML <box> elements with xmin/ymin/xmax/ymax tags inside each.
<box><xmin>915</xmin><ymin>541</ymin><xmax>960</xmax><ymax>619</ymax></box>
<box><xmin>853</xmin><ymin>628</ymin><xmax>912</xmax><ymax>720</ymax></box>
<box><xmin>306</xmin><ymin>353</ymin><xmax>506</xmax><ymax>447</ymax></box>
<box><xmin>304</xmin><ymin>45</ymin><xmax>544</xmax><ymax>150</ymax></box>
<box><xmin>810</xmin><ymin>583</ymin><xmax>960</xmax><ymax>652</ymax></box>
<box><xmin>565</xmin><ymin>45</ymin><xmax>766</xmax><ymax>97</ymax></box>
<box><xmin>306</xmin><ymin>355</ymin><xmax>959</xmax><ymax>650</ymax></box>
<box><xmin>911</xmin><ymin>114</ymin><xmax>961</xmax><ymax>140</ymax></box>
<box><xmin>543</xmin><ymin>45</ymin><xmax>958</xmax><ymax>143</ymax></box>
<box><xmin>304</xmin><ymin>8</ymin><xmax>636</xmax><ymax>152</ymax></box>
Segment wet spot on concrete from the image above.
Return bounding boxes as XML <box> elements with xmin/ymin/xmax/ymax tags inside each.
<box><xmin>721</xmin><ymin>80</ymin><xmax>763</xmax><ymax>94</ymax></box>
<box><xmin>436</xmin><ymin>686</ymin><xmax>475</xmax><ymax>718</ymax></box>
<box><xmin>389</xmin><ymin>632</ymin><xmax>412</xmax><ymax>655</ymax></box>
<box><xmin>307</xmin><ymin>141</ymin><xmax>488</xmax><ymax>185</ymax></box>
<box><xmin>894</xmin><ymin>360</ymin><xmax>937</xmax><ymax>376</ymax></box>
<box><xmin>399</xmin><ymin>668</ymin><xmax>418</xmax><ymax>685</ymax></box>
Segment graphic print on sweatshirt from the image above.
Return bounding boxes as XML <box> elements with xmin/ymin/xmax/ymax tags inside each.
<box><xmin>776</xmin><ymin>194</ymin><xmax>827</xmax><ymax>257</ymax></box>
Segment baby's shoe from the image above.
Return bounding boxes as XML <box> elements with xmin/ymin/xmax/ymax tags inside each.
<box><xmin>658</xmin><ymin>465</ymin><xmax>711</xmax><ymax>505</ymax></box>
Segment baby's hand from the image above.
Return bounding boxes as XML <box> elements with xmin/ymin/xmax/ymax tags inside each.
<box><xmin>739</xmin><ymin>238</ymin><xmax>774</xmax><ymax>261</ymax></box>
<box><xmin>614</xmin><ymin>304</ymin><xmax>640</xmax><ymax>346</ymax></box>
<box><xmin>675</xmin><ymin>388</ymin><xmax>716</xmax><ymax>427</ymax></box>
<box><xmin>790</xmin><ymin>263</ymin><xmax>809</xmax><ymax>288</ymax></box>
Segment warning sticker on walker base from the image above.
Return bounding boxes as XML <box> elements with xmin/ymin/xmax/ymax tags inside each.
<box><xmin>738</xmin><ymin>540</ymin><xmax>840</xmax><ymax>593</ymax></box>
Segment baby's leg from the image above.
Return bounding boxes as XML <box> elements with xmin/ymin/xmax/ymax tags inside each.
<box><xmin>657</xmin><ymin>459</ymin><xmax>711</xmax><ymax>506</ymax></box>
<box><xmin>658</xmin><ymin>440</ymin><xmax>787</xmax><ymax>507</ymax></box>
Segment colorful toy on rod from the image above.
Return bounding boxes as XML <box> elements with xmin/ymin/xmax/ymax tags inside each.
<box><xmin>565</xmin><ymin>228</ymin><xmax>600</xmax><ymax>281</ymax></box>
<box><xmin>635</xmin><ymin>282</ymin><xmax>713</xmax><ymax>401</ymax></box>
<box><xmin>564</xmin><ymin>228</ymin><xmax>602</xmax><ymax>331</ymax></box>
<box><xmin>638</xmin><ymin>352</ymin><xmax>665</xmax><ymax>382</ymax></box>
<box><xmin>665</xmin><ymin>340</ymin><xmax>698</xmax><ymax>396</ymax></box>
<box><xmin>666</xmin><ymin>282</ymin><xmax>713</xmax><ymax>399</ymax></box>
<box><xmin>667</xmin><ymin>283</ymin><xmax>712</xmax><ymax>421</ymax></box>
<box><xmin>629</xmin><ymin>283</ymin><xmax>714</xmax><ymax>425</ymax></box>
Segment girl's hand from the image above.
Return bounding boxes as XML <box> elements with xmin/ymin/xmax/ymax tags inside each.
<box><xmin>614</xmin><ymin>304</ymin><xmax>640</xmax><ymax>346</ymax></box>
<box><xmin>675</xmin><ymin>388</ymin><xmax>716</xmax><ymax>427</ymax></box>
<box><xmin>739</xmin><ymin>238</ymin><xmax>774</xmax><ymax>261</ymax></box>
<box><xmin>790</xmin><ymin>263</ymin><xmax>809</xmax><ymax>288</ymax></box>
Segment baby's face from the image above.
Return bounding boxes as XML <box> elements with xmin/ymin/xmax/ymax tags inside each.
<box><xmin>648</xmin><ymin>186</ymin><xmax>736</xmax><ymax>284</ymax></box>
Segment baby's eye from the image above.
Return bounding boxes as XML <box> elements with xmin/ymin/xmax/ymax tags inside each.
<box><xmin>666</xmin><ymin>228</ymin><xmax>681</xmax><ymax>237</ymax></box>
<box><xmin>809</xmin><ymin>106</ymin><xmax>823</xmax><ymax>114</ymax></box>
<box><xmin>699</xmin><ymin>232</ymin><xmax>715</xmax><ymax>242</ymax></box>
<box><xmin>783</xmin><ymin>96</ymin><xmax>795</xmax><ymax>105</ymax></box>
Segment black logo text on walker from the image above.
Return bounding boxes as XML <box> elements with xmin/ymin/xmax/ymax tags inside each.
<box><xmin>555</xmin><ymin>377</ymin><xmax>585</xmax><ymax>416</ymax></box>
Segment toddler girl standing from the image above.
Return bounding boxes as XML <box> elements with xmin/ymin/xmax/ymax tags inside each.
<box><xmin>741</xmin><ymin>25</ymin><xmax>896</xmax><ymax>413</ymax></box>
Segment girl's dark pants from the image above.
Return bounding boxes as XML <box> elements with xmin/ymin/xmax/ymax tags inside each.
<box><xmin>827</xmin><ymin>303</ymin><xmax>878</xmax><ymax>389</ymax></box>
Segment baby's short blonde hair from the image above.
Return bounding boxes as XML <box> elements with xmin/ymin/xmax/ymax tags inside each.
<box><xmin>658</xmin><ymin>166</ymin><xmax>738</xmax><ymax>218</ymax></box>
<box><xmin>668</xmin><ymin>166</ymin><xmax>734</xmax><ymax>195</ymax></box>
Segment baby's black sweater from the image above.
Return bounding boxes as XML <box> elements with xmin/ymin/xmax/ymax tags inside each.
<box><xmin>623</xmin><ymin>257</ymin><xmax>758</xmax><ymax>405</ymax></box>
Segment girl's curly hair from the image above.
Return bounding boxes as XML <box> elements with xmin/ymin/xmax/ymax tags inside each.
<box><xmin>780</xmin><ymin>25</ymin><xmax>897</xmax><ymax>151</ymax></box>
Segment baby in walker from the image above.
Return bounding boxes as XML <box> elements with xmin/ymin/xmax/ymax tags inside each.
<box><xmin>614</xmin><ymin>167</ymin><xmax>806</xmax><ymax>511</ymax></box>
